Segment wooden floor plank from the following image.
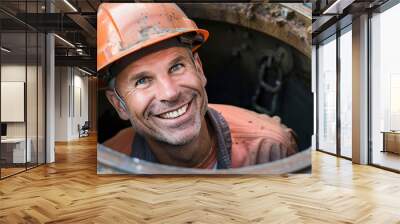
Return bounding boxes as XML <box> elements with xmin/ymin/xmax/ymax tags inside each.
<box><xmin>0</xmin><ymin>135</ymin><xmax>399</xmax><ymax>223</ymax></box>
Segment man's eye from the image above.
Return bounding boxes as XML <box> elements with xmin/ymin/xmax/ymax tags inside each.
<box><xmin>170</xmin><ymin>63</ymin><xmax>184</xmax><ymax>73</ymax></box>
<box><xmin>135</xmin><ymin>77</ymin><xmax>149</xmax><ymax>87</ymax></box>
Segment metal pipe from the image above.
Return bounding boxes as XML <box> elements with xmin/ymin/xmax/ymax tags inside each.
<box><xmin>97</xmin><ymin>144</ymin><xmax>311</xmax><ymax>174</ymax></box>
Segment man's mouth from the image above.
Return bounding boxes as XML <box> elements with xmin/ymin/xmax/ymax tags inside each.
<box><xmin>157</xmin><ymin>102</ymin><xmax>190</xmax><ymax>119</ymax></box>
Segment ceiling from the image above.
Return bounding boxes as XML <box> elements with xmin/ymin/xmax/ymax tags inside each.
<box><xmin>1</xmin><ymin>0</ymin><xmax>177</xmax><ymax>73</ymax></box>
<box><xmin>312</xmin><ymin>0</ymin><xmax>390</xmax><ymax>44</ymax></box>
<box><xmin>3</xmin><ymin>0</ymin><xmax>391</xmax><ymax>71</ymax></box>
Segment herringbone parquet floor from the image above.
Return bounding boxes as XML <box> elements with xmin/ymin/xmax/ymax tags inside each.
<box><xmin>1</xmin><ymin>135</ymin><xmax>400</xmax><ymax>223</ymax></box>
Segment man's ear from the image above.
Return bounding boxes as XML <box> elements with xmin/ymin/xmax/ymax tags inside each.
<box><xmin>193</xmin><ymin>52</ymin><xmax>207</xmax><ymax>86</ymax></box>
<box><xmin>105</xmin><ymin>89</ymin><xmax>130</xmax><ymax>120</ymax></box>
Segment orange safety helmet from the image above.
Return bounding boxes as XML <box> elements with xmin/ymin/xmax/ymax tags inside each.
<box><xmin>97</xmin><ymin>3</ymin><xmax>209</xmax><ymax>73</ymax></box>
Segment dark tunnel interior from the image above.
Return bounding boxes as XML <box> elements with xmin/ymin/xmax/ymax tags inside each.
<box><xmin>98</xmin><ymin>18</ymin><xmax>313</xmax><ymax>151</ymax></box>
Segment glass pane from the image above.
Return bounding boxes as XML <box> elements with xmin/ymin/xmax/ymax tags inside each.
<box><xmin>318</xmin><ymin>36</ymin><xmax>337</xmax><ymax>154</ymax></box>
<box><xmin>340</xmin><ymin>28</ymin><xmax>352</xmax><ymax>158</ymax></box>
<box><xmin>371</xmin><ymin>4</ymin><xmax>400</xmax><ymax>171</ymax></box>
<box><xmin>27</xmin><ymin>31</ymin><xmax>38</xmax><ymax>169</ymax></box>
<box><xmin>38</xmin><ymin>32</ymin><xmax>45</xmax><ymax>165</ymax></box>
<box><xmin>1</xmin><ymin>30</ymin><xmax>27</xmax><ymax>177</ymax></box>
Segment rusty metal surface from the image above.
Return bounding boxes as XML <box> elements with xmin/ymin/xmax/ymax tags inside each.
<box><xmin>178</xmin><ymin>3</ymin><xmax>311</xmax><ymax>58</ymax></box>
<box><xmin>97</xmin><ymin>144</ymin><xmax>311</xmax><ymax>174</ymax></box>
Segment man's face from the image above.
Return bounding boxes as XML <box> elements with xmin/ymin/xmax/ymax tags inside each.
<box><xmin>109</xmin><ymin>46</ymin><xmax>208</xmax><ymax>146</ymax></box>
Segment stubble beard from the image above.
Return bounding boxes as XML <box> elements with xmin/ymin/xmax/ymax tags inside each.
<box><xmin>128</xmin><ymin>91</ymin><xmax>208</xmax><ymax>147</ymax></box>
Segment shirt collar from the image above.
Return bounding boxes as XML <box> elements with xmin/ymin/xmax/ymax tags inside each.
<box><xmin>131</xmin><ymin>107</ymin><xmax>232</xmax><ymax>169</ymax></box>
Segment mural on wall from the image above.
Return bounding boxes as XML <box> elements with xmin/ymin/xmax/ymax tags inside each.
<box><xmin>1</xmin><ymin>82</ymin><xmax>25</xmax><ymax>122</ymax></box>
<box><xmin>96</xmin><ymin>3</ymin><xmax>312</xmax><ymax>174</ymax></box>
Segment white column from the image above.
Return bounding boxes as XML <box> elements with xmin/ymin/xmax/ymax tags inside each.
<box><xmin>352</xmin><ymin>14</ymin><xmax>369</xmax><ymax>164</ymax></box>
<box><xmin>46</xmin><ymin>1</ymin><xmax>55</xmax><ymax>163</ymax></box>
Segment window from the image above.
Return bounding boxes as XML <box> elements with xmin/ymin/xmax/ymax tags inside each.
<box><xmin>339</xmin><ymin>27</ymin><xmax>352</xmax><ymax>158</ymax></box>
<box><xmin>0</xmin><ymin>1</ymin><xmax>46</xmax><ymax>179</ymax></box>
<box><xmin>370</xmin><ymin>2</ymin><xmax>400</xmax><ymax>171</ymax></box>
<box><xmin>317</xmin><ymin>35</ymin><xmax>337</xmax><ymax>154</ymax></box>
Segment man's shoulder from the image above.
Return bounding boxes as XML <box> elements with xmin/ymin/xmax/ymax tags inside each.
<box><xmin>209</xmin><ymin>104</ymin><xmax>298</xmax><ymax>167</ymax></box>
<box><xmin>208</xmin><ymin>104</ymin><xmax>284</xmax><ymax>132</ymax></box>
<box><xmin>103</xmin><ymin>127</ymin><xmax>135</xmax><ymax>156</ymax></box>
<box><xmin>208</xmin><ymin>103</ymin><xmax>296</xmax><ymax>148</ymax></box>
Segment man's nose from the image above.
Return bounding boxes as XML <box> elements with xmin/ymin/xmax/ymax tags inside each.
<box><xmin>156</xmin><ymin>75</ymin><xmax>180</xmax><ymax>102</ymax></box>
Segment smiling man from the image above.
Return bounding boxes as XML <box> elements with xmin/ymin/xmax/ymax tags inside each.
<box><xmin>97</xmin><ymin>3</ymin><xmax>298</xmax><ymax>169</ymax></box>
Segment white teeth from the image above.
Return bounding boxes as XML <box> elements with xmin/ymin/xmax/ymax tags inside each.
<box><xmin>159</xmin><ymin>104</ymin><xmax>188</xmax><ymax>119</ymax></box>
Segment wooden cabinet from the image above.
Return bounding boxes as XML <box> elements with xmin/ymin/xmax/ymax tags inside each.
<box><xmin>382</xmin><ymin>132</ymin><xmax>400</xmax><ymax>154</ymax></box>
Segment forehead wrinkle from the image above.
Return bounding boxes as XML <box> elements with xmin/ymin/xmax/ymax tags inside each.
<box><xmin>131</xmin><ymin>48</ymin><xmax>190</xmax><ymax>72</ymax></box>
<box><xmin>117</xmin><ymin>47</ymin><xmax>193</xmax><ymax>88</ymax></box>
<box><xmin>168</xmin><ymin>55</ymin><xmax>187</xmax><ymax>67</ymax></box>
<box><xmin>168</xmin><ymin>49</ymin><xmax>196</xmax><ymax>67</ymax></box>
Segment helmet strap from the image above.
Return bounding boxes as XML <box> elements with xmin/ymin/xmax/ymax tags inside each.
<box><xmin>113</xmin><ymin>88</ymin><xmax>128</xmax><ymax>112</ymax></box>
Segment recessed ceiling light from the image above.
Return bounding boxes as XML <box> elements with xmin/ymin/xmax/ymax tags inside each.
<box><xmin>1</xmin><ymin>47</ymin><xmax>11</xmax><ymax>53</ymax></box>
<box><xmin>78</xmin><ymin>67</ymin><xmax>93</xmax><ymax>76</ymax></box>
<box><xmin>54</xmin><ymin>34</ymin><xmax>75</xmax><ymax>48</ymax></box>
<box><xmin>63</xmin><ymin>0</ymin><xmax>78</xmax><ymax>12</ymax></box>
<box><xmin>323</xmin><ymin>0</ymin><xmax>355</xmax><ymax>15</ymax></box>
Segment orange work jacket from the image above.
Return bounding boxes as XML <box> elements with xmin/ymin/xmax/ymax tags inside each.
<box><xmin>103</xmin><ymin>104</ymin><xmax>298</xmax><ymax>168</ymax></box>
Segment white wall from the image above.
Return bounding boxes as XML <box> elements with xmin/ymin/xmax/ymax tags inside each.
<box><xmin>55</xmin><ymin>67</ymin><xmax>89</xmax><ymax>141</ymax></box>
<box><xmin>55</xmin><ymin>66</ymin><xmax>69</xmax><ymax>141</ymax></box>
<box><xmin>71</xmin><ymin>72</ymin><xmax>89</xmax><ymax>139</ymax></box>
